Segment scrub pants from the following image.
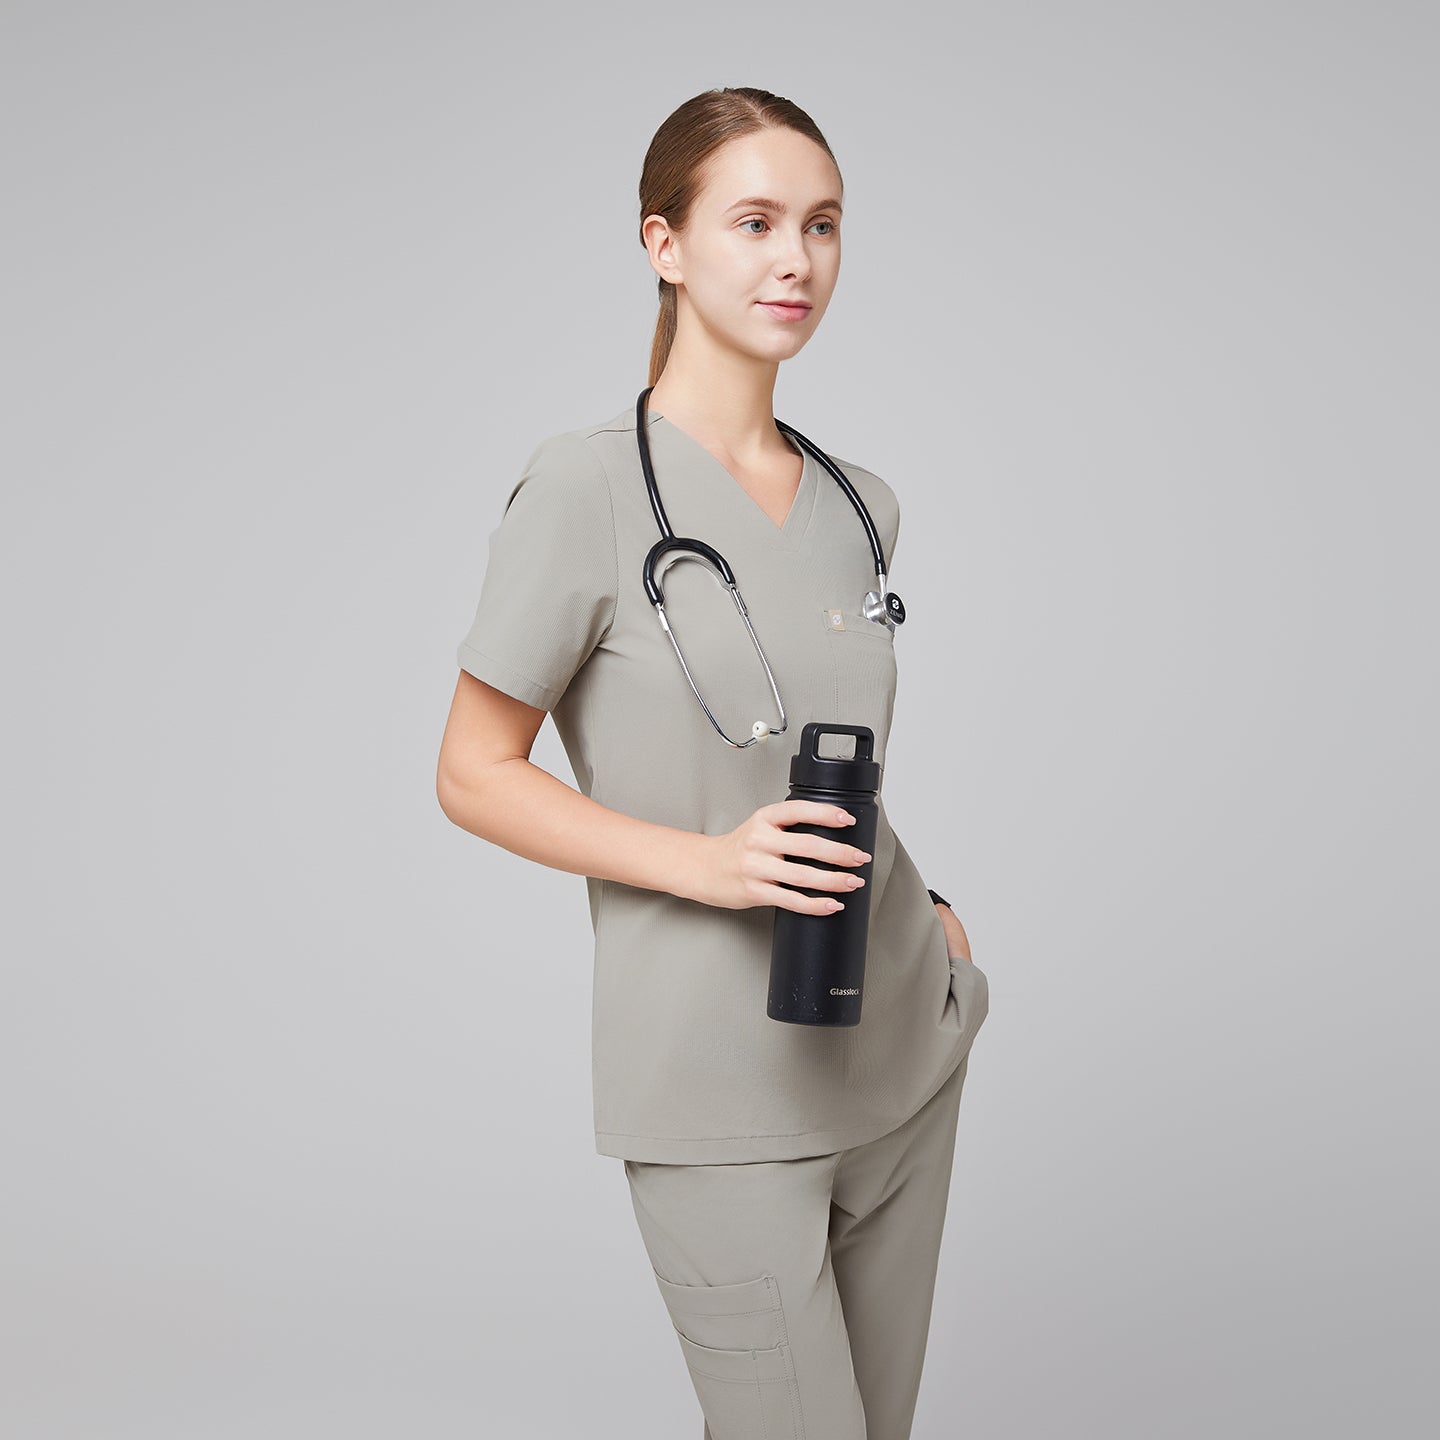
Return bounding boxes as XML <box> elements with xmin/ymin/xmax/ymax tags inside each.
<box><xmin>623</xmin><ymin>1046</ymin><xmax>972</xmax><ymax>1440</ymax></box>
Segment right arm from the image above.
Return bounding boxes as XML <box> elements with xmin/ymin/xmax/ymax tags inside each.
<box><xmin>436</xmin><ymin>670</ymin><xmax>868</xmax><ymax>915</ymax></box>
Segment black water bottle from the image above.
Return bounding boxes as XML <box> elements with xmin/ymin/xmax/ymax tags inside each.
<box><xmin>768</xmin><ymin>722</ymin><xmax>882</xmax><ymax>1027</ymax></box>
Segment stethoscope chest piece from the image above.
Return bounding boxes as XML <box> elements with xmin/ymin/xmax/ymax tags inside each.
<box><xmin>863</xmin><ymin>589</ymin><xmax>906</xmax><ymax>628</ymax></box>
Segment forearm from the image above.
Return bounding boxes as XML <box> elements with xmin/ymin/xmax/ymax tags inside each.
<box><xmin>440</xmin><ymin>755</ymin><xmax>712</xmax><ymax>901</ymax></box>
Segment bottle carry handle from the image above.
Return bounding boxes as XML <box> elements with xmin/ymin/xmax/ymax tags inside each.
<box><xmin>800</xmin><ymin>721</ymin><xmax>874</xmax><ymax>764</ymax></box>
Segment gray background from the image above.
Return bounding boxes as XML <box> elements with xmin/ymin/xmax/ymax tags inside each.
<box><xmin>3</xmin><ymin>2</ymin><xmax>1435</xmax><ymax>1436</ymax></box>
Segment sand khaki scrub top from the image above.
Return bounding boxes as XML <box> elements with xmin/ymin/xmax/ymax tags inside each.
<box><xmin>456</xmin><ymin>402</ymin><xmax>990</xmax><ymax>1163</ymax></box>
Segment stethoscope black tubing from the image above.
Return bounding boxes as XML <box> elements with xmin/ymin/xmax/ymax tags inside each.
<box><xmin>635</xmin><ymin>386</ymin><xmax>889</xmax><ymax>607</ymax></box>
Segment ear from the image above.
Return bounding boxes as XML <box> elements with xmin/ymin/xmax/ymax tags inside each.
<box><xmin>641</xmin><ymin>213</ymin><xmax>683</xmax><ymax>286</ymax></box>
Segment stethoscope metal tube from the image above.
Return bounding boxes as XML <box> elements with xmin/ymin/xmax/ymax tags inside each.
<box><xmin>636</xmin><ymin>386</ymin><xmax>905</xmax><ymax>748</ymax></box>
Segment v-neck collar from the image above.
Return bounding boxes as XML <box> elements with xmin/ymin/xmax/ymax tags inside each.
<box><xmin>647</xmin><ymin>409</ymin><xmax>818</xmax><ymax>550</ymax></box>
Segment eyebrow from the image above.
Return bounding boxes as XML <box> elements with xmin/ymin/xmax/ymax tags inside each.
<box><xmin>725</xmin><ymin>195</ymin><xmax>844</xmax><ymax>216</ymax></box>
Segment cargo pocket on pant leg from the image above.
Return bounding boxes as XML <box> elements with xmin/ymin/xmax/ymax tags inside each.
<box><xmin>651</xmin><ymin>1269</ymin><xmax>803</xmax><ymax>1440</ymax></box>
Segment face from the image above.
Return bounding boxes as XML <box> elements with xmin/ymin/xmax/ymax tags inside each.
<box><xmin>644</xmin><ymin>127</ymin><xmax>843</xmax><ymax>365</ymax></box>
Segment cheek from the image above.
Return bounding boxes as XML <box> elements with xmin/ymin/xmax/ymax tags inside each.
<box><xmin>728</xmin><ymin>249</ymin><xmax>768</xmax><ymax>298</ymax></box>
<box><xmin>688</xmin><ymin>246</ymin><xmax>756</xmax><ymax>311</ymax></box>
<box><xmin>815</xmin><ymin>246</ymin><xmax>841</xmax><ymax>293</ymax></box>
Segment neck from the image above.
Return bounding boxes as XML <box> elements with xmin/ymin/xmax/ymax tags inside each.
<box><xmin>647</xmin><ymin>318</ymin><xmax>785</xmax><ymax>460</ymax></box>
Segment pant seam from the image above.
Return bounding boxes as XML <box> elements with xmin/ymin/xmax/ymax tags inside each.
<box><xmin>767</xmin><ymin>1275</ymin><xmax>807</xmax><ymax>1440</ymax></box>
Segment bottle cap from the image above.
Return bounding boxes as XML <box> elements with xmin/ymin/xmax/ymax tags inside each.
<box><xmin>789</xmin><ymin>722</ymin><xmax>881</xmax><ymax>796</ymax></box>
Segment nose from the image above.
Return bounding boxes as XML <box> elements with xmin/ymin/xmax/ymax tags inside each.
<box><xmin>773</xmin><ymin>225</ymin><xmax>812</xmax><ymax>282</ymax></box>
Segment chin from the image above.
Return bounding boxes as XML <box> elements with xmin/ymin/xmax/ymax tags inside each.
<box><xmin>752</xmin><ymin>320</ymin><xmax>814</xmax><ymax>347</ymax></box>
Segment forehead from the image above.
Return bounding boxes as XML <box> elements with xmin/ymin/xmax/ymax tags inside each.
<box><xmin>695</xmin><ymin>129</ymin><xmax>842</xmax><ymax>212</ymax></box>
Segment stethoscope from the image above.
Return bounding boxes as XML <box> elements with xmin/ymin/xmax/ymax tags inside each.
<box><xmin>636</xmin><ymin>385</ymin><xmax>906</xmax><ymax>749</ymax></box>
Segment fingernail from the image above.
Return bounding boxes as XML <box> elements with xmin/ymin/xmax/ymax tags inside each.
<box><xmin>839</xmin><ymin>811</ymin><xmax>856</xmax><ymax>824</ymax></box>
<box><xmin>829</xmin><ymin>899</ymin><xmax>845</xmax><ymax>910</ymax></box>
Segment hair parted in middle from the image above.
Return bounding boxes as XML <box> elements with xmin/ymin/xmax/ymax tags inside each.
<box><xmin>637</xmin><ymin>87</ymin><xmax>842</xmax><ymax>387</ymax></box>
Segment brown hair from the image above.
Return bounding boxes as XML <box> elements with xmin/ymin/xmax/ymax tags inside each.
<box><xmin>638</xmin><ymin>87</ymin><xmax>842</xmax><ymax>387</ymax></box>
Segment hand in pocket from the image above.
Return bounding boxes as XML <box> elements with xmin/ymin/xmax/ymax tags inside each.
<box><xmin>934</xmin><ymin>898</ymin><xmax>973</xmax><ymax>965</ymax></box>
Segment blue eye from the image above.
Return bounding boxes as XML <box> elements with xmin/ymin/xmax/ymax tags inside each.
<box><xmin>741</xmin><ymin>218</ymin><xmax>838</xmax><ymax>236</ymax></box>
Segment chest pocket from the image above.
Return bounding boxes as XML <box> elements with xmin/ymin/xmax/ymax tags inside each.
<box><xmin>841</xmin><ymin>609</ymin><xmax>894</xmax><ymax>641</ymax></box>
<box><xmin>825</xmin><ymin>606</ymin><xmax>898</xmax><ymax>756</ymax></box>
<box><xmin>824</xmin><ymin>605</ymin><xmax>896</xmax><ymax>643</ymax></box>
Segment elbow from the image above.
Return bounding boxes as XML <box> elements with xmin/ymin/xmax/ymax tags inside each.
<box><xmin>435</xmin><ymin>771</ymin><xmax>459</xmax><ymax>827</ymax></box>
<box><xmin>436</xmin><ymin>772</ymin><xmax>458</xmax><ymax>826</ymax></box>
<box><xmin>435</xmin><ymin>750</ymin><xmax>474</xmax><ymax>828</ymax></box>
<box><xmin>436</xmin><ymin>751</ymin><xmax>508</xmax><ymax>832</ymax></box>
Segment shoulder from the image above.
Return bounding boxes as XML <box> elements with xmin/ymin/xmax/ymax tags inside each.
<box><xmin>827</xmin><ymin>453</ymin><xmax>898</xmax><ymax>510</ymax></box>
<box><xmin>500</xmin><ymin>423</ymin><xmax>615</xmax><ymax>516</ymax></box>
<box><xmin>825</xmin><ymin>452</ymin><xmax>901</xmax><ymax>548</ymax></box>
<box><xmin>520</xmin><ymin>402</ymin><xmax>644</xmax><ymax>487</ymax></box>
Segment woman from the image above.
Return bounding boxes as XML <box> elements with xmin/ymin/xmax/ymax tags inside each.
<box><xmin>437</xmin><ymin>86</ymin><xmax>990</xmax><ymax>1440</ymax></box>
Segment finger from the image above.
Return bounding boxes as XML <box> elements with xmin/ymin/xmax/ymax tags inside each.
<box><xmin>765</xmin><ymin>828</ymin><xmax>871</xmax><ymax>869</ymax></box>
<box><xmin>762</xmin><ymin>882</ymin><xmax>849</xmax><ymax>916</ymax></box>
<box><xmin>762</xmin><ymin>855</ymin><xmax>867</xmax><ymax>895</ymax></box>
<box><xmin>769</xmin><ymin>800</ymin><xmax>857</xmax><ymax>829</ymax></box>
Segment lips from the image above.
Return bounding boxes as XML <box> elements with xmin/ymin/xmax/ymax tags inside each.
<box><xmin>758</xmin><ymin>300</ymin><xmax>813</xmax><ymax>322</ymax></box>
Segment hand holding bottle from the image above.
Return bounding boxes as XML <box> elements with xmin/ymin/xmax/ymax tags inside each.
<box><xmin>700</xmin><ymin>800</ymin><xmax>871</xmax><ymax>914</ymax></box>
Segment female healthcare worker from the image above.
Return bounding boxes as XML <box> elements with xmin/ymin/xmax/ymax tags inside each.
<box><xmin>436</xmin><ymin>87</ymin><xmax>990</xmax><ymax>1440</ymax></box>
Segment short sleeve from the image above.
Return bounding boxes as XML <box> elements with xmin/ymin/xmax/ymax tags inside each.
<box><xmin>455</xmin><ymin>432</ymin><xmax>618</xmax><ymax>711</ymax></box>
